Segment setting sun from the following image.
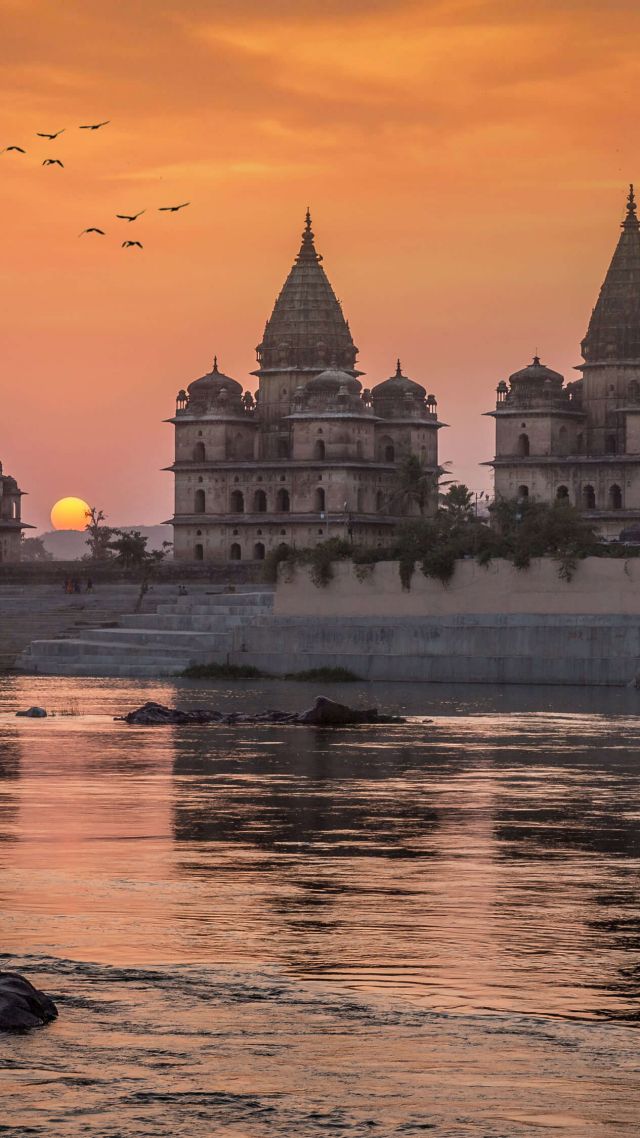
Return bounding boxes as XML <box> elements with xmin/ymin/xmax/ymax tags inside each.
<box><xmin>50</xmin><ymin>496</ymin><xmax>91</xmax><ymax>531</ymax></box>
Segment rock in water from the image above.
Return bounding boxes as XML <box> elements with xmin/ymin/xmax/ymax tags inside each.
<box><xmin>0</xmin><ymin>972</ymin><xmax>58</xmax><ymax>1031</ymax></box>
<box><xmin>296</xmin><ymin>696</ymin><xmax>379</xmax><ymax>725</ymax></box>
<box><xmin>15</xmin><ymin>707</ymin><xmax>47</xmax><ymax>718</ymax></box>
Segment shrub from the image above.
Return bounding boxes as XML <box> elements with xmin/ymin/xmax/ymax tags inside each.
<box><xmin>284</xmin><ymin>666</ymin><xmax>361</xmax><ymax>682</ymax></box>
<box><xmin>182</xmin><ymin>663</ymin><xmax>265</xmax><ymax>679</ymax></box>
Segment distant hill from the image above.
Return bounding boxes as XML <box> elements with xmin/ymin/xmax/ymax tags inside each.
<box><xmin>40</xmin><ymin>525</ymin><xmax>173</xmax><ymax>561</ymax></box>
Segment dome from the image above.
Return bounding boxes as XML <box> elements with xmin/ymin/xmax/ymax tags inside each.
<box><xmin>371</xmin><ymin>360</ymin><xmax>426</xmax><ymax>400</ymax></box>
<box><xmin>187</xmin><ymin>357</ymin><xmax>243</xmax><ymax>400</ymax></box>
<box><xmin>305</xmin><ymin>366</ymin><xmax>362</xmax><ymax>395</ymax></box>
<box><xmin>509</xmin><ymin>356</ymin><xmax>564</xmax><ymax>385</ymax></box>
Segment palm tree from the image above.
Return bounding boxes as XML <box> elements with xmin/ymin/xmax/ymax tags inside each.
<box><xmin>390</xmin><ymin>454</ymin><xmax>438</xmax><ymax>517</ymax></box>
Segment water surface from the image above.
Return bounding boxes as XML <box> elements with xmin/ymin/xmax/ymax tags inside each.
<box><xmin>1</xmin><ymin>677</ymin><xmax>639</xmax><ymax>1136</ymax></box>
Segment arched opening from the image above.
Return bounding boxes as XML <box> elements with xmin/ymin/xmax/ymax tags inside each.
<box><xmin>313</xmin><ymin>438</ymin><xmax>326</xmax><ymax>460</ymax></box>
<box><xmin>582</xmin><ymin>484</ymin><xmax>596</xmax><ymax>509</ymax></box>
<box><xmin>517</xmin><ymin>485</ymin><xmax>529</xmax><ymax>499</ymax></box>
<box><xmin>193</xmin><ymin>441</ymin><xmax>205</xmax><ymax>462</ymax></box>
<box><xmin>609</xmin><ymin>483</ymin><xmax>622</xmax><ymax>510</ymax></box>
<box><xmin>557</xmin><ymin>426</ymin><xmax>568</xmax><ymax>456</ymax></box>
<box><xmin>517</xmin><ymin>433</ymin><xmax>530</xmax><ymax>457</ymax></box>
<box><xmin>314</xmin><ymin>487</ymin><xmax>326</xmax><ymax>512</ymax></box>
<box><xmin>229</xmin><ymin>543</ymin><xmax>241</xmax><ymax>561</ymax></box>
<box><xmin>629</xmin><ymin>380</ymin><xmax>640</xmax><ymax>401</ymax></box>
<box><xmin>254</xmin><ymin>542</ymin><xmax>265</xmax><ymax>560</ymax></box>
<box><xmin>276</xmin><ymin>488</ymin><xmax>290</xmax><ymax>512</ymax></box>
<box><xmin>606</xmin><ymin>434</ymin><xmax>617</xmax><ymax>455</ymax></box>
<box><xmin>576</xmin><ymin>433</ymin><xmax>584</xmax><ymax>453</ymax></box>
<box><xmin>230</xmin><ymin>489</ymin><xmax>244</xmax><ymax>513</ymax></box>
<box><xmin>556</xmin><ymin>485</ymin><xmax>569</xmax><ymax>499</ymax></box>
<box><xmin>194</xmin><ymin>543</ymin><xmax>204</xmax><ymax>561</ymax></box>
<box><xmin>356</xmin><ymin>488</ymin><xmax>365</xmax><ymax>511</ymax></box>
<box><xmin>253</xmin><ymin>489</ymin><xmax>267</xmax><ymax>513</ymax></box>
<box><xmin>194</xmin><ymin>489</ymin><xmax>205</xmax><ymax>513</ymax></box>
<box><xmin>356</xmin><ymin>440</ymin><xmax>363</xmax><ymax>458</ymax></box>
<box><xmin>277</xmin><ymin>438</ymin><xmax>289</xmax><ymax>459</ymax></box>
<box><xmin>385</xmin><ymin>443</ymin><xmax>395</xmax><ymax>462</ymax></box>
<box><xmin>378</xmin><ymin>435</ymin><xmax>395</xmax><ymax>462</ymax></box>
<box><xmin>376</xmin><ymin>490</ymin><xmax>385</xmax><ymax>512</ymax></box>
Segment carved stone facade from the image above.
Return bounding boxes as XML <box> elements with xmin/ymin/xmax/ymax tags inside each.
<box><xmin>167</xmin><ymin>214</ymin><xmax>443</xmax><ymax>562</ymax></box>
<box><xmin>487</xmin><ymin>186</ymin><xmax>640</xmax><ymax>536</ymax></box>
<box><xmin>0</xmin><ymin>461</ymin><xmax>29</xmax><ymax>562</ymax></box>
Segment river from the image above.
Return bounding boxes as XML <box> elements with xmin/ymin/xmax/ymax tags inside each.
<box><xmin>0</xmin><ymin>676</ymin><xmax>639</xmax><ymax>1136</ymax></box>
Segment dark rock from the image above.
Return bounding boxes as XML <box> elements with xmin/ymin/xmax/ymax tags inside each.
<box><xmin>118</xmin><ymin>698</ymin><xmax>405</xmax><ymax>727</ymax></box>
<box><xmin>0</xmin><ymin>972</ymin><xmax>58</xmax><ymax>1031</ymax></box>
<box><xmin>15</xmin><ymin>706</ymin><xmax>47</xmax><ymax>718</ymax></box>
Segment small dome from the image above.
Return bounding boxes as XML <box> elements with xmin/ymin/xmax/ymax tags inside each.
<box><xmin>509</xmin><ymin>356</ymin><xmax>564</xmax><ymax>385</ymax></box>
<box><xmin>187</xmin><ymin>356</ymin><xmax>243</xmax><ymax>399</ymax></box>
<box><xmin>372</xmin><ymin>360</ymin><xmax>426</xmax><ymax>400</ymax></box>
<box><xmin>305</xmin><ymin>367</ymin><xmax>362</xmax><ymax>395</ymax></box>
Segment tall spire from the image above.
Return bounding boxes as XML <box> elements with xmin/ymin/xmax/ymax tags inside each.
<box><xmin>255</xmin><ymin>211</ymin><xmax>358</xmax><ymax>373</ymax></box>
<box><xmin>582</xmin><ymin>185</ymin><xmax>640</xmax><ymax>362</ymax></box>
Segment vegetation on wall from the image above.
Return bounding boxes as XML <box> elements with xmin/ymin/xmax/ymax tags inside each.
<box><xmin>264</xmin><ymin>484</ymin><xmax>629</xmax><ymax>589</ymax></box>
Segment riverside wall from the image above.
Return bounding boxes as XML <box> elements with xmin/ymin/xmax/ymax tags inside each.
<box><xmin>226</xmin><ymin>558</ymin><xmax>640</xmax><ymax>685</ymax></box>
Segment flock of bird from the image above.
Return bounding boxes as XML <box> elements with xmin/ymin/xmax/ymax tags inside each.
<box><xmin>2</xmin><ymin>120</ymin><xmax>190</xmax><ymax>250</ymax></box>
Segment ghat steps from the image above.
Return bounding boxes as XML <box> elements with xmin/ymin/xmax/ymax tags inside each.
<box><xmin>17</xmin><ymin>588</ymin><xmax>275</xmax><ymax>677</ymax></box>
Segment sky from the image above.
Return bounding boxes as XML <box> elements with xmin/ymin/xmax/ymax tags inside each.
<box><xmin>1</xmin><ymin>0</ymin><xmax>639</xmax><ymax>531</ymax></box>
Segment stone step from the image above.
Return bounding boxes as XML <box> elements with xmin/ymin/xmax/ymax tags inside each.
<box><xmin>120</xmin><ymin>613</ymin><xmax>260</xmax><ymax>632</ymax></box>
<box><xmin>23</xmin><ymin>638</ymin><xmax>198</xmax><ymax>660</ymax></box>
<box><xmin>76</xmin><ymin>628</ymin><xmax>235</xmax><ymax>650</ymax></box>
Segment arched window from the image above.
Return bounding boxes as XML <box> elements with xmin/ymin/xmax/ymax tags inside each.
<box><xmin>609</xmin><ymin>483</ymin><xmax>622</xmax><ymax>509</ymax></box>
<box><xmin>254</xmin><ymin>542</ymin><xmax>265</xmax><ymax>561</ymax></box>
<box><xmin>517</xmin><ymin>485</ymin><xmax>529</xmax><ymax>499</ymax></box>
<box><xmin>194</xmin><ymin>489</ymin><xmax>205</xmax><ymax>513</ymax></box>
<box><xmin>376</xmin><ymin>490</ymin><xmax>385</xmax><ymax>512</ymax></box>
<box><xmin>253</xmin><ymin>489</ymin><xmax>267</xmax><ymax>513</ymax></box>
<box><xmin>378</xmin><ymin>436</ymin><xmax>394</xmax><ymax>462</ymax></box>
<box><xmin>314</xmin><ymin>487</ymin><xmax>326</xmax><ymax>512</ymax></box>
<box><xmin>230</xmin><ymin>489</ymin><xmax>244</xmax><ymax>513</ymax></box>
<box><xmin>276</xmin><ymin>488</ymin><xmax>290</xmax><ymax>512</ymax></box>
<box><xmin>194</xmin><ymin>543</ymin><xmax>204</xmax><ymax>561</ymax></box>
<box><xmin>582</xmin><ymin>484</ymin><xmax>596</xmax><ymax>509</ymax></box>
<box><xmin>356</xmin><ymin>488</ymin><xmax>365</xmax><ymax>511</ymax></box>
<box><xmin>313</xmin><ymin>438</ymin><xmax>326</xmax><ymax>460</ymax></box>
<box><xmin>606</xmin><ymin>434</ymin><xmax>617</xmax><ymax>455</ymax></box>
<box><xmin>517</xmin><ymin>433</ymin><xmax>530</xmax><ymax>457</ymax></box>
<box><xmin>385</xmin><ymin>443</ymin><xmax>395</xmax><ymax>462</ymax></box>
<box><xmin>576</xmin><ymin>433</ymin><xmax>584</xmax><ymax>453</ymax></box>
<box><xmin>629</xmin><ymin>380</ymin><xmax>640</xmax><ymax>402</ymax></box>
<box><xmin>229</xmin><ymin>543</ymin><xmax>241</xmax><ymax>560</ymax></box>
<box><xmin>557</xmin><ymin>426</ymin><xmax>568</xmax><ymax>455</ymax></box>
<box><xmin>277</xmin><ymin>438</ymin><xmax>289</xmax><ymax>459</ymax></box>
<box><xmin>193</xmin><ymin>441</ymin><xmax>205</xmax><ymax>462</ymax></box>
<box><xmin>556</xmin><ymin>485</ymin><xmax>569</xmax><ymax>499</ymax></box>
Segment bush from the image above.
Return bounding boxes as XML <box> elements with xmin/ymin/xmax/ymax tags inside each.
<box><xmin>182</xmin><ymin>663</ymin><xmax>265</xmax><ymax>679</ymax></box>
<box><xmin>284</xmin><ymin>666</ymin><xmax>361</xmax><ymax>682</ymax></box>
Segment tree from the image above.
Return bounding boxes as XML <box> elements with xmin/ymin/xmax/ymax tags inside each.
<box><xmin>390</xmin><ymin>453</ymin><xmax>437</xmax><ymax>516</ymax></box>
<box><xmin>109</xmin><ymin>529</ymin><xmax>172</xmax><ymax>570</ymax></box>
<box><xmin>20</xmin><ymin>536</ymin><xmax>53</xmax><ymax>561</ymax></box>
<box><xmin>84</xmin><ymin>507</ymin><xmax>113</xmax><ymax>561</ymax></box>
<box><xmin>438</xmin><ymin>484</ymin><xmax>475</xmax><ymax>523</ymax></box>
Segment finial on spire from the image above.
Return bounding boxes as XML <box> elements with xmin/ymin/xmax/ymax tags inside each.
<box><xmin>395</xmin><ymin>358</ymin><xmax>402</xmax><ymax>378</ymax></box>
<box><xmin>212</xmin><ymin>355</ymin><xmax>218</xmax><ymax>372</ymax></box>
<box><xmin>628</xmin><ymin>183</ymin><xmax>637</xmax><ymax>215</ymax></box>
<box><xmin>296</xmin><ymin>207</ymin><xmax>320</xmax><ymax>262</ymax></box>
<box><xmin>305</xmin><ymin>207</ymin><xmax>312</xmax><ymax>232</ymax></box>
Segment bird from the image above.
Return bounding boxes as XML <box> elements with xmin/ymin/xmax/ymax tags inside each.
<box><xmin>158</xmin><ymin>202</ymin><xmax>190</xmax><ymax>212</ymax></box>
<box><xmin>116</xmin><ymin>210</ymin><xmax>145</xmax><ymax>222</ymax></box>
<box><xmin>79</xmin><ymin>121</ymin><xmax>110</xmax><ymax>130</ymax></box>
<box><xmin>122</xmin><ymin>240</ymin><xmax>143</xmax><ymax>248</ymax></box>
<box><xmin>79</xmin><ymin>228</ymin><xmax>105</xmax><ymax>236</ymax></box>
<box><xmin>42</xmin><ymin>158</ymin><xmax>64</xmax><ymax>167</ymax></box>
<box><xmin>2</xmin><ymin>146</ymin><xmax>26</xmax><ymax>153</ymax></box>
<box><xmin>36</xmin><ymin>129</ymin><xmax>65</xmax><ymax>140</ymax></box>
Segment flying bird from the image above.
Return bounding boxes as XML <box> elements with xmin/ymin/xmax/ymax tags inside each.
<box><xmin>122</xmin><ymin>240</ymin><xmax>143</xmax><ymax>248</ymax></box>
<box><xmin>79</xmin><ymin>121</ymin><xmax>110</xmax><ymax>130</ymax></box>
<box><xmin>2</xmin><ymin>146</ymin><xmax>26</xmax><ymax>153</ymax></box>
<box><xmin>37</xmin><ymin>129</ymin><xmax>65</xmax><ymax>140</ymax></box>
<box><xmin>79</xmin><ymin>228</ymin><xmax>105</xmax><ymax>236</ymax></box>
<box><xmin>42</xmin><ymin>158</ymin><xmax>64</xmax><ymax>167</ymax></box>
<box><xmin>116</xmin><ymin>210</ymin><xmax>145</xmax><ymax>222</ymax></box>
<box><xmin>158</xmin><ymin>202</ymin><xmax>190</xmax><ymax>212</ymax></box>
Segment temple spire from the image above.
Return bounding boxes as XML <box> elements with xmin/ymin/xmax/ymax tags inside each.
<box><xmin>582</xmin><ymin>184</ymin><xmax>640</xmax><ymax>362</ymax></box>
<box><xmin>212</xmin><ymin>355</ymin><xmax>218</xmax><ymax>372</ymax></box>
<box><xmin>296</xmin><ymin>207</ymin><xmax>321</xmax><ymax>264</ymax></box>
<box><xmin>395</xmin><ymin>358</ymin><xmax>403</xmax><ymax>377</ymax></box>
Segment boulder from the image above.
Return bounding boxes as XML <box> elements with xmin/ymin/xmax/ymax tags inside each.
<box><xmin>15</xmin><ymin>707</ymin><xmax>47</xmax><ymax>718</ymax></box>
<box><xmin>296</xmin><ymin>696</ymin><xmax>380</xmax><ymax>726</ymax></box>
<box><xmin>118</xmin><ymin>698</ymin><xmax>406</xmax><ymax>728</ymax></box>
<box><xmin>0</xmin><ymin>972</ymin><xmax>58</xmax><ymax>1031</ymax></box>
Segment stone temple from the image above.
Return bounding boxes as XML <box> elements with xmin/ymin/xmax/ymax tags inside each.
<box><xmin>167</xmin><ymin>212</ymin><xmax>443</xmax><ymax>562</ymax></box>
<box><xmin>488</xmin><ymin>185</ymin><xmax>640</xmax><ymax>536</ymax></box>
<box><xmin>0</xmin><ymin>460</ymin><xmax>30</xmax><ymax>562</ymax></box>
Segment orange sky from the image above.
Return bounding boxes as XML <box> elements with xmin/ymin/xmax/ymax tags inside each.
<box><xmin>2</xmin><ymin>0</ymin><xmax>639</xmax><ymax>530</ymax></box>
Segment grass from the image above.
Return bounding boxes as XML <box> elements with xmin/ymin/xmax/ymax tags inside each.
<box><xmin>284</xmin><ymin>666</ymin><xmax>361</xmax><ymax>682</ymax></box>
<box><xmin>182</xmin><ymin>662</ymin><xmax>266</xmax><ymax>679</ymax></box>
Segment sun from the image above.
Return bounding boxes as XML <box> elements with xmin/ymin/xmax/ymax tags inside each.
<box><xmin>50</xmin><ymin>497</ymin><xmax>92</xmax><ymax>531</ymax></box>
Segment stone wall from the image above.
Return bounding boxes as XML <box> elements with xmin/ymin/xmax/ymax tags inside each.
<box><xmin>273</xmin><ymin>557</ymin><xmax>640</xmax><ymax>617</ymax></box>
